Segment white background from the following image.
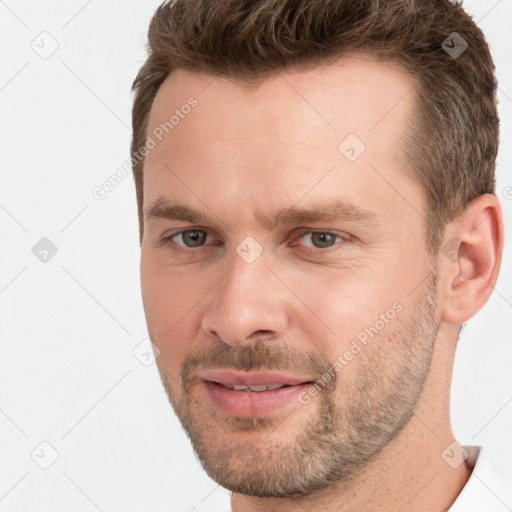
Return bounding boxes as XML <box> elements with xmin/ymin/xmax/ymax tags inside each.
<box><xmin>0</xmin><ymin>1</ymin><xmax>511</xmax><ymax>511</ymax></box>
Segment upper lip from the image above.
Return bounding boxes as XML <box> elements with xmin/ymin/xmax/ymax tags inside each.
<box><xmin>198</xmin><ymin>369</ymin><xmax>315</xmax><ymax>387</ymax></box>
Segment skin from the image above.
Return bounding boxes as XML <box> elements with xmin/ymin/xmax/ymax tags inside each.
<box><xmin>139</xmin><ymin>55</ymin><xmax>504</xmax><ymax>511</ymax></box>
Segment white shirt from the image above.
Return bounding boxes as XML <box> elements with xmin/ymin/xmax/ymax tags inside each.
<box><xmin>449</xmin><ymin>445</ymin><xmax>512</xmax><ymax>511</ymax></box>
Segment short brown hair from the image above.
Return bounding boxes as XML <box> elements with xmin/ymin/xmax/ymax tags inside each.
<box><xmin>131</xmin><ymin>0</ymin><xmax>499</xmax><ymax>252</ymax></box>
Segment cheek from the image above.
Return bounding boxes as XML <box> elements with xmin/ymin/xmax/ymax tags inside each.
<box><xmin>140</xmin><ymin>255</ymin><xmax>200</xmax><ymax>359</ymax></box>
<box><xmin>280</xmin><ymin>264</ymin><xmax>405</xmax><ymax>359</ymax></box>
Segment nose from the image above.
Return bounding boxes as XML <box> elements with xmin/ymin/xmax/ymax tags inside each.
<box><xmin>200</xmin><ymin>247</ymin><xmax>290</xmax><ymax>346</ymax></box>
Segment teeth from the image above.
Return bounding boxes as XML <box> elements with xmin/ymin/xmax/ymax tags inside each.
<box><xmin>248</xmin><ymin>385</ymin><xmax>268</xmax><ymax>392</ymax></box>
<box><xmin>266</xmin><ymin>383</ymin><xmax>285</xmax><ymax>390</ymax></box>
<box><xmin>224</xmin><ymin>383</ymin><xmax>286</xmax><ymax>392</ymax></box>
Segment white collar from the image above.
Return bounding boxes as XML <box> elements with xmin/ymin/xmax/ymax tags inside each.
<box><xmin>449</xmin><ymin>445</ymin><xmax>512</xmax><ymax>511</ymax></box>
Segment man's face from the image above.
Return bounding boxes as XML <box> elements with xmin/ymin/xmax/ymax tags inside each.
<box><xmin>140</xmin><ymin>56</ymin><xmax>441</xmax><ymax>496</ymax></box>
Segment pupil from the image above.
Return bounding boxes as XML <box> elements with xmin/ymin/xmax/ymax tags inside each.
<box><xmin>185</xmin><ymin>231</ymin><xmax>205</xmax><ymax>247</ymax></box>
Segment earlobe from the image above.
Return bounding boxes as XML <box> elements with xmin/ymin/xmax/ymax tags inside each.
<box><xmin>441</xmin><ymin>194</ymin><xmax>504</xmax><ymax>324</ymax></box>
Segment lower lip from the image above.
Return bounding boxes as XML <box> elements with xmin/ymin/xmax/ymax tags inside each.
<box><xmin>203</xmin><ymin>381</ymin><xmax>312</xmax><ymax>417</ymax></box>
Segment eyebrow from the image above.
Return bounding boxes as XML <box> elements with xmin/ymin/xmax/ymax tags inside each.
<box><xmin>144</xmin><ymin>198</ymin><xmax>379</xmax><ymax>230</ymax></box>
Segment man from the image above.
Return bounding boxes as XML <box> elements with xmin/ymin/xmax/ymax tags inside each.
<box><xmin>131</xmin><ymin>0</ymin><xmax>511</xmax><ymax>510</ymax></box>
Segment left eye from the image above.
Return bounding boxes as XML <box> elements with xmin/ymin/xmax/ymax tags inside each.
<box><xmin>297</xmin><ymin>232</ymin><xmax>344</xmax><ymax>249</ymax></box>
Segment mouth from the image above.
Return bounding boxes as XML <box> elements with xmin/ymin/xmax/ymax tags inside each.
<box><xmin>198</xmin><ymin>369</ymin><xmax>315</xmax><ymax>387</ymax></box>
<box><xmin>198</xmin><ymin>369</ymin><xmax>316</xmax><ymax>417</ymax></box>
<box><xmin>207</xmin><ymin>381</ymin><xmax>297</xmax><ymax>392</ymax></box>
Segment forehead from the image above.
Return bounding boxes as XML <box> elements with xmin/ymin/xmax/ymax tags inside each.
<box><xmin>146</xmin><ymin>54</ymin><xmax>416</xmax><ymax>137</ymax></box>
<box><xmin>143</xmin><ymin>55</ymin><xmax>421</xmax><ymax>227</ymax></box>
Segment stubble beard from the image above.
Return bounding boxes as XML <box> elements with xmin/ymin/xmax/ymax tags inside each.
<box><xmin>154</xmin><ymin>268</ymin><xmax>440</xmax><ymax>497</ymax></box>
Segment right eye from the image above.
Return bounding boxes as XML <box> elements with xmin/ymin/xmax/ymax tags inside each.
<box><xmin>160</xmin><ymin>229</ymin><xmax>212</xmax><ymax>249</ymax></box>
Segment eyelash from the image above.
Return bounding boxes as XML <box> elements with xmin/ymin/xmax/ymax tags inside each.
<box><xmin>160</xmin><ymin>229</ymin><xmax>349</xmax><ymax>254</ymax></box>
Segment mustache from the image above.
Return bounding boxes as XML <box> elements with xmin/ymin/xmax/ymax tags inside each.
<box><xmin>180</xmin><ymin>341</ymin><xmax>336</xmax><ymax>389</ymax></box>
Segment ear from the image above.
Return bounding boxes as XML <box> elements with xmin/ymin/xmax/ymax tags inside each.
<box><xmin>440</xmin><ymin>194</ymin><xmax>504</xmax><ymax>324</ymax></box>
